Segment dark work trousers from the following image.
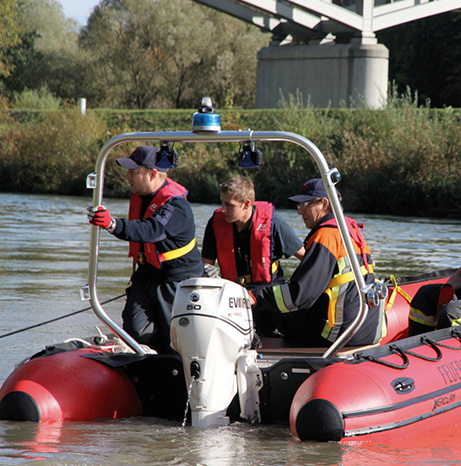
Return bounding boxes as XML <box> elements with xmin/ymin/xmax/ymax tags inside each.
<box><xmin>253</xmin><ymin>294</ymin><xmax>331</xmax><ymax>347</ymax></box>
<box><xmin>253</xmin><ymin>292</ymin><xmax>382</xmax><ymax>347</ymax></box>
<box><xmin>122</xmin><ymin>280</ymin><xmax>180</xmax><ymax>354</ymax></box>
<box><xmin>409</xmin><ymin>283</ymin><xmax>461</xmax><ymax>336</ymax></box>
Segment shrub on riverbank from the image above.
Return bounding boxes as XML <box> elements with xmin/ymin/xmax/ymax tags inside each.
<box><xmin>1</xmin><ymin>97</ymin><xmax>460</xmax><ymax>218</ymax></box>
<box><xmin>0</xmin><ymin>109</ymin><xmax>107</xmax><ymax>195</ymax></box>
<box><xmin>264</xmin><ymin>90</ymin><xmax>461</xmax><ymax>217</ymax></box>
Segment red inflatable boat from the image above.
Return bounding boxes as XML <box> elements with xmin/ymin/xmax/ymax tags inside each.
<box><xmin>0</xmin><ymin>124</ymin><xmax>458</xmax><ymax>445</ymax></box>
<box><xmin>0</xmin><ymin>268</ymin><xmax>457</xmax><ymax>441</ymax></box>
<box><xmin>290</xmin><ymin>325</ymin><xmax>461</xmax><ymax>443</ymax></box>
<box><xmin>0</xmin><ymin>346</ymin><xmax>142</xmax><ymax>422</ymax></box>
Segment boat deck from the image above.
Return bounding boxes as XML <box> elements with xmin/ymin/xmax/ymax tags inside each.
<box><xmin>257</xmin><ymin>337</ymin><xmax>379</xmax><ymax>359</ymax></box>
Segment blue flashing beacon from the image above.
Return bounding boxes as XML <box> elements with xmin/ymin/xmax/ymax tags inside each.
<box><xmin>192</xmin><ymin>97</ymin><xmax>221</xmax><ymax>132</ymax></box>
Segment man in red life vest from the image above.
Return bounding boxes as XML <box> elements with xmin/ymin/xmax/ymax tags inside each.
<box><xmin>249</xmin><ymin>178</ymin><xmax>386</xmax><ymax>347</ymax></box>
<box><xmin>201</xmin><ymin>176</ymin><xmax>305</xmax><ymax>335</ymax></box>
<box><xmin>88</xmin><ymin>146</ymin><xmax>203</xmax><ymax>353</ymax></box>
<box><xmin>409</xmin><ymin>267</ymin><xmax>461</xmax><ymax>335</ymax></box>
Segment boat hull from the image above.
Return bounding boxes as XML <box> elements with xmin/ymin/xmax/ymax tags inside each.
<box><xmin>0</xmin><ymin>345</ymin><xmax>143</xmax><ymax>422</ymax></box>
<box><xmin>290</xmin><ymin>327</ymin><xmax>461</xmax><ymax>442</ymax></box>
<box><xmin>0</xmin><ymin>269</ymin><xmax>456</xmax><ymax>435</ymax></box>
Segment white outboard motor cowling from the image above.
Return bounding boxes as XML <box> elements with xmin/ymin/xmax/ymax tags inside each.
<box><xmin>170</xmin><ymin>277</ymin><xmax>258</xmax><ymax>427</ymax></box>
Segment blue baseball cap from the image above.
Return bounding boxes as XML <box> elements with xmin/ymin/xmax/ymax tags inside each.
<box><xmin>116</xmin><ymin>146</ymin><xmax>168</xmax><ymax>172</ymax></box>
<box><xmin>288</xmin><ymin>178</ymin><xmax>337</xmax><ymax>203</ymax></box>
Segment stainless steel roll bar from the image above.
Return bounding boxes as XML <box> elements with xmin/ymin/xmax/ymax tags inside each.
<box><xmin>86</xmin><ymin>129</ymin><xmax>373</xmax><ymax>358</ymax></box>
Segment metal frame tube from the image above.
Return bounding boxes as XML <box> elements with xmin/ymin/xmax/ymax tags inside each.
<box><xmin>88</xmin><ymin>130</ymin><xmax>369</xmax><ymax>357</ymax></box>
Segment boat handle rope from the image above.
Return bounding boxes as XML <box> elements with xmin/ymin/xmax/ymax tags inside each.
<box><xmin>354</xmin><ymin>330</ymin><xmax>461</xmax><ymax>368</ymax></box>
<box><xmin>355</xmin><ymin>345</ymin><xmax>409</xmax><ymax>369</ymax></box>
<box><xmin>393</xmin><ymin>339</ymin><xmax>443</xmax><ymax>362</ymax></box>
<box><xmin>385</xmin><ymin>274</ymin><xmax>413</xmax><ymax>312</ymax></box>
<box><xmin>422</xmin><ymin>328</ymin><xmax>461</xmax><ymax>350</ymax></box>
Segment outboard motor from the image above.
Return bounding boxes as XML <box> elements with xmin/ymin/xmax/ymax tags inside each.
<box><xmin>171</xmin><ymin>277</ymin><xmax>261</xmax><ymax>427</ymax></box>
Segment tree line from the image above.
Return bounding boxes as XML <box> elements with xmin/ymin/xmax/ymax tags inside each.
<box><xmin>0</xmin><ymin>1</ymin><xmax>459</xmax><ymax>220</ymax></box>
<box><xmin>1</xmin><ymin>99</ymin><xmax>460</xmax><ymax>218</ymax></box>
<box><xmin>0</xmin><ymin>0</ymin><xmax>268</xmax><ymax>110</ymax></box>
<box><xmin>0</xmin><ymin>0</ymin><xmax>460</xmax><ymax>110</ymax></box>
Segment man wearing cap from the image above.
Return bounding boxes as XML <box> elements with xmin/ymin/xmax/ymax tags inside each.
<box><xmin>250</xmin><ymin>178</ymin><xmax>386</xmax><ymax>347</ymax></box>
<box><xmin>88</xmin><ymin>145</ymin><xmax>203</xmax><ymax>353</ymax></box>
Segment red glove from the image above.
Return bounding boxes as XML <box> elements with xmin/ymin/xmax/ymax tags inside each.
<box><xmin>437</xmin><ymin>283</ymin><xmax>456</xmax><ymax>309</ymax></box>
<box><xmin>88</xmin><ymin>206</ymin><xmax>115</xmax><ymax>230</ymax></box>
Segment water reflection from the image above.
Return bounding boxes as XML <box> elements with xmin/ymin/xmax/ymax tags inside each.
<box><xmin>5</xmin><ymin>416</ymin><xmax>461</xmax><ymax>466</ymax></box>
<box><xmin>0</xmin><ymin>418</ymin><xmax>343</xmax><ymax>465</ymax></box>
<box><xmin>358</xmin><ymin>214</ymin><xmax>461</xmax><ymax>277</ymax></box>
<box><xmin>0</xmin><ymin>421</ymin><xmax>62</xmax><ymax>462</ymax></box>
<box><xmin>20</xmin><ymin>422</ymin><xmax>62</xmax><ymax>460</ymax></box>
<box><xmin>341</xmin><ymin>422</ymin><xmax>461</xmax><ymax>466</ymax></box>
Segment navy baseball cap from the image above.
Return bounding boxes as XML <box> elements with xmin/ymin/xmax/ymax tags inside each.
<box><xmin>116</xmin><ymin>146</ymin><xmax>168</xmax><ymax>172</ymax></box>
<box><xmin>288</xmin><ymin>178</ymin><xmax>337</xmax><ymax>203</ymax></box>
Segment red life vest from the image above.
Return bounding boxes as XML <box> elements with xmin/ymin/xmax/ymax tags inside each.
<box><xmin>128</xmin><ymin>179</ymin><xmax>188</xmax><ymax>269</ymax></box>
<box><xmin>213</xmin><ymin>201</ymin><xmax>274</xmax><ymax>284</ymax></box>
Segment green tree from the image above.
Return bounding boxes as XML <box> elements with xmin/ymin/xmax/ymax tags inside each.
<box><xmin>0</xmin><ymin>0</ymin><xmax>23</xmax><ymax>81</ymax></box>
<box><xmin>19</xmin><ymin>0</ymin><xmax>87</xmax><ymax>100</ymax></box>
<box><xmin>79</xmin><ymin>0</ymin><xmax>170</xmax><ymax>109</ymax></box>
<box><xmin>79</xmin><ymin>0</ymin><xmax>268</xmax><ymax>109</ymax></box>
<box><xmin>152</xmin><ymin>0</ymin><xmax>268</xmax><ymax>108</ymax></box>
<box><xmin>2</xmin><ymin>30</ymin><xmax>42</xmax><ymax>95</ymax></box>
<box><xmin>2</xmin><ymin>0</ymin><xmax>91</xmax><ymax>103</ymax></box>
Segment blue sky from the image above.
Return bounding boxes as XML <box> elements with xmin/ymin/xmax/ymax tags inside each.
<box><xmin>58</xmin><ymin>0</ymin><xmax>100</xmax><ymax>25</ymax></box>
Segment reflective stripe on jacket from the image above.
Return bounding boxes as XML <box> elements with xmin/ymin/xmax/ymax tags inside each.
<box><xmin>409</xmin><ymin>306</ymin><xmax>438</xmax><ymax>327</ymax></box>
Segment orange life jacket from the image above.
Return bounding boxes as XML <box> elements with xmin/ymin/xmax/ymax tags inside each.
<box><xmin>321</xmin><ymin>216</ymin><xmax>371</xmax><ymax>272</ymax></box>
<box><xmin>308</xmin><ymin>216</ymin><xmax>377</xmax><ymax>341</ymax></box>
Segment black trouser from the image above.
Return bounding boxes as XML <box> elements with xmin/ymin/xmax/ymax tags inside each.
<box><xmin>253</xmin><ymin>294</ymin><xmax>332</xmax><ymax>347</ymax></box>
<box><xmin>254</xmin><ymin>292</ymin><xmax>382</xmax><ymax>347</ymax></box>
<box><xmin>122</xmin><ymin>280</ymin><xmax>180</xmax><ymax>354</ymax></box>
<box><xmin>409</xmin><ymin>283</ymin><xmax>461</xmax><ymax>336</ymax></box>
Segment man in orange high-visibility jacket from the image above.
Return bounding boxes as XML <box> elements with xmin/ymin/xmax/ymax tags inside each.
<box><xmin>249</xmin><ymin>178</ymin><xmax>386</xmax><ymax>347</ymax></box>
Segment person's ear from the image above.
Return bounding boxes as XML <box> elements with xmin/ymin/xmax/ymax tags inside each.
<box><xmin>243</xmin><ymin>199</ymin><xmax>252</xmax><ymax>210</ymax></box>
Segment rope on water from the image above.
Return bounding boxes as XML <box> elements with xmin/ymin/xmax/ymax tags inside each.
<box><xmin>0</xmin><ymin>294</ymin><xmax>126</xmax><ymax>340</ymax></box>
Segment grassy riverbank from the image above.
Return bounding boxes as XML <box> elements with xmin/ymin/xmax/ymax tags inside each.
<box><xmin>1</xmin><ymin>96</ymin><xmax>460</xmax><ymax>218</ymax></box>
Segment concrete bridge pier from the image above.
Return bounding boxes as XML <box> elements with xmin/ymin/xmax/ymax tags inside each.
<box><xmin>256</xmin><ymin>42</ymin><xmax>389</xmax><ymax>109</ymax></box>
<box><xmin>193</xmin><ymin>0</ymin><xmax>457</xmax><ymax>109</ymax></box>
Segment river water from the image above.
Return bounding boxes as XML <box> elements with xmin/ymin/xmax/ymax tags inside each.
<box><xmin>0</xmin><ymin>192</ymin><xmax>460</xmax><ymax>466</ymax></box>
